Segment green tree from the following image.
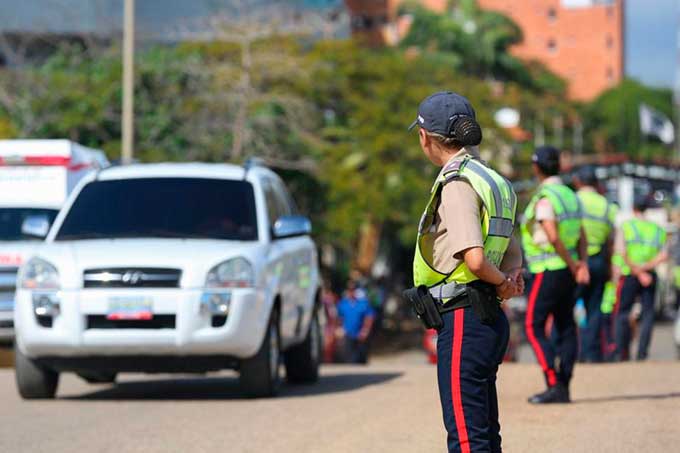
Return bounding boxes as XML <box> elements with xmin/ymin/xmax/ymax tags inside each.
<box><xmin>583</xmin><ymin>78</ymin><xmax>674</xmax><ymax>158</ymax></box>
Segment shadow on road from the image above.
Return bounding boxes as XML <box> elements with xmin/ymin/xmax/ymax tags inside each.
<box><xmin>573</xmin><ymin>392</ymin><xmax>680</xmax><ymax>404</ymax></box>
<box><xmin>63</xmin><ymin>370</ymin><xmax>403</xmax><ymax>401</ymax></box>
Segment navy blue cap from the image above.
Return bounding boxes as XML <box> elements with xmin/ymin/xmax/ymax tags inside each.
<box><xmin>532</xmin><ymin>145</ymin><xmax>560</xmax><ymax>172</ymax></box>
<box><xmin>408</xmin><ymin>91</ymin><xmax>476</xmax><ymax>137</ymax></box>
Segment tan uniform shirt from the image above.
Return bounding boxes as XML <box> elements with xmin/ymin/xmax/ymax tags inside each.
<box><xmin>430</xmin><ymin>149</ymin><xmax>522</xmax><ymax>274</ymax></box>
<box><xmin>528</xmin><ymin>175</ymin><xmax>562</xmax><ymax>247</ymax></box>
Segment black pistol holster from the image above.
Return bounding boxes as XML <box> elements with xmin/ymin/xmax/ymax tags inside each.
<box><xmin>402</xmin><ymin>285</ymin><xmax>444</xmax><ymax>330</ymax></box>
<box><xmin>466</xmin><ymin>281</ymin><xmax>501</xmax><ymax>325</ymax></box>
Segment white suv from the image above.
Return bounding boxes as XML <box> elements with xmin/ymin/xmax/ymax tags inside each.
<box><xmin>14</xmin><ymin>162</ymin><xmax>321</xmax><ymax>399</ymax></box>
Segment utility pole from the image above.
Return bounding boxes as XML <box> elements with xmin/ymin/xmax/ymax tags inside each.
<box><xmin>674</xmin><ymin>0</ymin><xmax>680</xmax><ymax>162</ymax></box>
<box><xmin>121</xmin><ymin>0</ymin><xmax>135</xmax><ymax>165</ymax></box>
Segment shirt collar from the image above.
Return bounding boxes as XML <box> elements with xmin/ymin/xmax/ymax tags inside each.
<box><xmin>578</xmin><ymin>186</ymin><xmax>597</xmax><ymax>192</ymax></box>
<box><xmin>443</xmin><ymin>147</ymin><xmax>481</xmax><ymax>168</ymax></box>
<box><xmin>541</xmin><ymin>175</ymin><xmax>563</xmax><ymax>187</ymax></box>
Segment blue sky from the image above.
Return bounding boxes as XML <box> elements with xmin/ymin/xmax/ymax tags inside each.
<box><xmin>626</xmin><ymin>0</ymin><xmax>678</xmax><ymax>88</ymax></box>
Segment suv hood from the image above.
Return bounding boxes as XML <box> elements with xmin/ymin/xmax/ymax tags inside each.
<box><xmin>35</xmin><ymin>239</ymin><xmax>266</xmax><ymax>289</ymax></box>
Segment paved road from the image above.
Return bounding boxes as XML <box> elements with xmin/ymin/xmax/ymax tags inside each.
<box><xmin>0</xmin><ymin>354</ymin><xmax>678</xmax><ymax>453</ymax></box>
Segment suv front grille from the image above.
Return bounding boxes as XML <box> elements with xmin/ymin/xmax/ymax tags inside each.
<box><xmin>83</xmin><ymin>268</ymin><xmax>181</xmax><ymax>289</ymax></box>
<box><xmin>0</xmin><ymin>267</ymin><xmax>18</xmax><ymax>294</ymax></box>
<box><xmin>86</xmin><ymin>315</ymin><xmax>175</xmax><ymax>329</ymax></box>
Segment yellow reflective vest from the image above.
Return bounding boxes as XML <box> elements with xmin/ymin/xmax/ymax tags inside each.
<box><xmin>413</xmin><ymin>155</ymin><xmax>518</xmax><ymax>291</ymax></box>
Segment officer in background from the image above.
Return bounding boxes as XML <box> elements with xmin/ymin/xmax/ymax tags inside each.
<box><xmin>573</xmin><ymin>166</ymin><xmax>617</xmax><ymax>362</ymax></box>
<box><xmin>614</xmin><ymin>196</ymin><xmax>668</xmax><ymax>361</ymax></box>
<box><xmin>521</xmin><ymin>146</ymin><xmax>589</xmax><ymax>404</ymax></box>
<box><xmin>406</xmin><ymin>91</ymin><xmax>523</xmax><ymax>452</ymax></box>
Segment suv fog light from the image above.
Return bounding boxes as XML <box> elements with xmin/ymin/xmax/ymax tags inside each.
<box><xmin>200</xmin><ymin>292</ymin><xmax>231</xmax><ymax>315</ymax></box>
<box><xmin>32</xmin><ymin>292</ymin><xmax>60</xmax><ymax>317</ymax></box>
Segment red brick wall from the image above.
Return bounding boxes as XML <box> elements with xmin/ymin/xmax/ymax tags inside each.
<box><xmin>477</xmin><ymin>0</ymin><xmax>624</xmax><ymax>100</ymax></box>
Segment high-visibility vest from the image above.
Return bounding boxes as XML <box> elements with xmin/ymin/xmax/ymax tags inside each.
<box><xmin>521</xmin><ymin>183</ymin><xmax>582</xmax><ymax>273</ymax></box>
<box><xmin>577</xmin><ymin>189</ymin><xmax>615</xmax><ymax>256</ymax></box>
<box><xmin>413</xmin><ymin>155</ymin><xmax>518</xmax><ymax>291</ymax></box>
<box><xmin>620</xmin><ymin>218</ymin><xmax>665</xmax><ymax>275</ymax></box>
<box><xmin>612</xmin><ymin>253</ymin><xmax>628</xmax><ymax>276</ymax></box>
<box><xmin>601</xmin><ymin>280</ymin><xmax>616</xmax><ymax>314</ymax></box>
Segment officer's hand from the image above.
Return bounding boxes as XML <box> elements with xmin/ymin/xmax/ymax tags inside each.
<box><xmin>507</xmin><ymin>268</ymin><xmax>525</xmax><ymax>296</ymax></box>
<box><xmin>575</xmin><ymin>262</ymin><xmax>590</xmax><ymax>285</ymax></box>
<box><xmin>496</xmin><ymin>277</ymin><xmax>517</xmax><ymax>300</ymax></box>
<box><xmin>638</xmin><ymin>271</ymin><xmax>653</xmax><ymax>287</ymax></box>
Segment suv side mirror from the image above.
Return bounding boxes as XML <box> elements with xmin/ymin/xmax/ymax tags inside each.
<box><xmin>272</xmin><ymin>216</ymin><xmax>311</xmax><ymax>239</ymax></box>
<box><xmin>21</xmin><ymin>215</ymin><xmax>50</xmax><ymax>239</ymax></box>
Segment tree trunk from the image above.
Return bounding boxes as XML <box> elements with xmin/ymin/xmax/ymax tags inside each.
<box><xmin>354</xmin><ymin>219</ymin><xmax>382</xmax><ymax>277</ymax></box>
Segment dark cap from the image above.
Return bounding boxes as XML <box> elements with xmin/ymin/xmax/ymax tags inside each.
<box><xmin>532</xmin><ymin>145</ymin><xmax>561</xmax><ymax>175</ymax></box>
<box><xmin>576</xmin><ymin>165</ymin><xmax>597</xmax><ymax>186</ymax></box>
<box><xmin>633</xmin><ymin>194</ymin><xmax>649</xmax><ymax>212</ymax></box>
<box><xmin>408</xmin><ymin>91</ymin><xmax>476</xmax><ymax>137</ymax></box>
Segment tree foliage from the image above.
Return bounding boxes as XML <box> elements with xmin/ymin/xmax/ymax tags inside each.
<box><xmin>583</xmin><ymin>78</ymin><xmax>674</xmax><ymax>158</ymax></box>
<box><xmin>400</xmin><ymin>0</ymin><xmax>564</xmax><ymax>95</ymax></box>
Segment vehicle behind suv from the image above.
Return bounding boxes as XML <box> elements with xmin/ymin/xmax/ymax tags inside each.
<box><xmin>14</xmin><ymin>162</ymin><xmax>321</xmax><ymax>398</ymax></box>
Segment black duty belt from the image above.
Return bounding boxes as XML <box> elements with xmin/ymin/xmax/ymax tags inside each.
<box><xmin>403</xmin><ymin>281</ymin><xmax>499</xmax><ymax>330</ymax></box>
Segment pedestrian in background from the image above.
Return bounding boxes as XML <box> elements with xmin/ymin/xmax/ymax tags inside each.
<box><xmin>614</xmin><ymin>196</ymin><xmax>668</xmax><ymax>361</ymax></box>
<box><xmin>521</xmin><ymin>146</ymin><xmax>590</xmax><ymax>404</ymax></box>
<box><xmin>337</xmin><ymin>280</ymin><xmax>375</xmax><ymax>364</ymax></box>
<box><xmin>574</xmin><ymin>166</ymin><xmax>617</xmax><ymax>362</ymax></box>
<box><xmin>408</xmin><ymin>91</ymin><xmax>522</xmax><ymax>453</ymax></box>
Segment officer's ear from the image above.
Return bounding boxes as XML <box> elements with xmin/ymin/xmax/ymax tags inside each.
<box><xmin>418</xmin><ymin>128</ymin><xmax>430</xmax><ymax>149</ymax></box>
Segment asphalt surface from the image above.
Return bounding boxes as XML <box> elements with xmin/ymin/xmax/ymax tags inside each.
<box><xmin>0</xmin><ymin>351</ymin><xmax>679</xmax><ymax>453</ymax></box>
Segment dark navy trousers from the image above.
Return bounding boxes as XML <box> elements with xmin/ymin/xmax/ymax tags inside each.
<box><xmin>578</xmin><ymin>251</ymin><xmax>608</xmax><ymax>362</ymax></box>
<box><xmin>436</xmin><ymin>306</ymin><xmax>509</xmax><ymax>453</ymax></box>
<box><xmin>525</xmin><ymin>268</ymin><xmax>577</xmax><ymax>388</ymax></box>
<box><xmin>614</xmin><ymin>273</ymin><xmax>657</xmax><ymax>360</ymax></box>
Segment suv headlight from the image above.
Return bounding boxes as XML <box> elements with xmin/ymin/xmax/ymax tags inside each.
<box><xmin>20</xmin><ymin>257</ymin><xmax>60</xmax><ymax>290</ymax></box>
<box><xmin>205</xmin><ymin>257</ymin><xmax>254</xmax><ymax>288</ymax></box>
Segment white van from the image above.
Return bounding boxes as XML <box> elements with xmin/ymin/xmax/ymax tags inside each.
<box><xmin>0</xmin><ymin>140</ymin><xmax>108</xmax><ymax>343</ymax></box>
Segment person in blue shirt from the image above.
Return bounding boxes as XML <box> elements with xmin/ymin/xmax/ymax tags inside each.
<box><xmin>337</xmin><ymin>280</ymin><xmax>375</xmax><ymax>364</ymax></box>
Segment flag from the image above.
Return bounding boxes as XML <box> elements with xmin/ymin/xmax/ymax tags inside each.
<box><xmin>639</xmin><ymin>103</ymin><xmax>675</xmax><ymax>145</ymax></box>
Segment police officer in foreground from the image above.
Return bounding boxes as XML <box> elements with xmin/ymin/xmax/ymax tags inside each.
<box><xmin>404</xmin><ymin>91</ymin><xmax>523</xmax><ymax>452</ymax></box>
<box><xmin>521</xmin><ymin>146</ymin><xmax>589</xmax><ymax>404</ymax></box>
<box><xmin>573</xmin><ymin>166</ymin><xmax>617</xmax><ymax>362</ymax></box>
<box><xmin>614</xmin><ymin>196</ymin><xmax>668</xmax><ymax>361</ymax></box>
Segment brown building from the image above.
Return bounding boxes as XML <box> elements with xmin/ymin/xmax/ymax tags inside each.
<box><xmin>477</xmin><ymin>0</ymin><xmax>624</xmax><ymax>101</ymax></box>
<box><xmin>345</xmin><ymin>0</ymin><xmax>624</xmax><ymax>101</ymax></box>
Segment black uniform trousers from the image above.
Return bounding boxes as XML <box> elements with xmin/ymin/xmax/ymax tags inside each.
<box><xmin>525</xmin><ymin>268</ymin><xmax>577</xmax><ymax>388</ymax></box>
<box><xmin>436</xmin><ymin>306</ymin><xmax>509</xmax><ymax>453</ymax></box>
<box><xmin>578</xmin><ymin>250</ymin><xmax>608</xmax><ymax>362</ymax></box>
<box><xmin>614</xmin><ymin>273</ymin><xmax>657</xmax><ymax>361</ymax></box>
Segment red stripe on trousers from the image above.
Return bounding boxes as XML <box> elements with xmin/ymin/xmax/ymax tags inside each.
<box><xmin>525</xmin><ymin>272</ymin><xmax>558</xmax><ymax>386</ymax></box>
<box><xmin>451</xmin><ymin>309</ymin><xmax>470</xmax><ymax>453</ymax></box>
<box><xmin>609</xmin><ymin>276</ymin><xmax>625</xmax><ymax>355</ymax></box>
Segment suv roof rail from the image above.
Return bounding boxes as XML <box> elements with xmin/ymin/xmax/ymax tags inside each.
<box><xmin>243</xmin><ymin>157</ymin><xmax>266</xmax><ymax>179</ymax></box>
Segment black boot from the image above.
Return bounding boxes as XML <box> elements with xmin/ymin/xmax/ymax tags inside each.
<box><xmin>528</xmin><ymin>383</ymin><xmax>570</xmax><ymax>404</ymax></box>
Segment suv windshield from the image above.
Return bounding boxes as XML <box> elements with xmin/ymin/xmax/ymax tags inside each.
<box><xmin>56</xmin><ymin>178</ymin><xmax>258</xmax><ymax>241</ymax></box>
<box><xmin>0</xmin><ymin>208</ymin><xmax>59</xmax><ymax>241</ymax></box>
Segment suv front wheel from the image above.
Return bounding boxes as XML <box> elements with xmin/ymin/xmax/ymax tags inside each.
<box><xmin>239</xmin><ymin>309</ymin><xmax>281</xmax><ymax>398</ymax></box>
<box><xmin>15</xmin><ymin>348</ymin><xmax>59</xmax><ymax>399</ymax></box>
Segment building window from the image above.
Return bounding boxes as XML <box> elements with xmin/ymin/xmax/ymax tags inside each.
<box><xmin>606</xmin><ymin>67</ymin><xmax>614</xmax><ymax>82</ymax></box>
<box><xmin>547</xmin><ymin>7</ymin><xmax>557</xmax><ymax>22</ymax></box>
<box><xmin>607</xmin><ymin>6</ymin><xmax>614</xmax><ymax>18</ymax></box>
<box><xmin>547</xmin><ymin>39</ymin><xmax>557</xmax><ymax>53</ymax></box>
<box><xmin>606</xmin><ymin>35</ymin><xmax>613</xmax><ymax>49</ymax></box>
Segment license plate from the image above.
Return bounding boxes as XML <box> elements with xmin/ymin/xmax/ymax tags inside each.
<box><xmin>107</xmin><ymin>296</ymin><xmax>153</xmax><ymax>321</ymax></box>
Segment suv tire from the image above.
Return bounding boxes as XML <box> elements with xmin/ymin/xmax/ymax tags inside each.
<box><xmin>15</xmin><ymin>348</ymin><xmax>59</xmax><ymax>399</ymax></box>
<box><xmin>239</xmin><ymin>309</ymin><xmax>281</xmax><ymax>398</ymax></box>
<box><xmin>284</xmin><ymin>308</ymin><xmax>321</xmax><ymax>383</ymax></box>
